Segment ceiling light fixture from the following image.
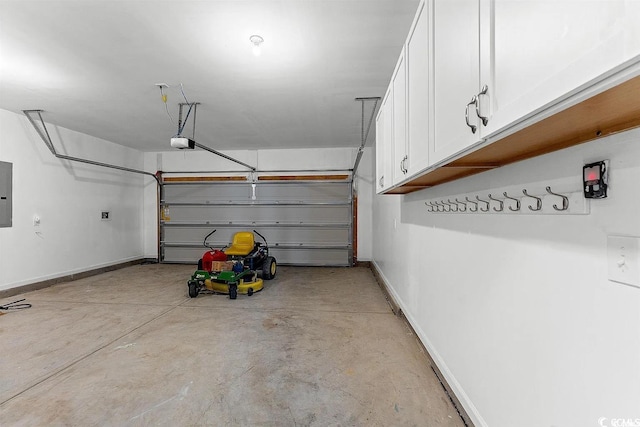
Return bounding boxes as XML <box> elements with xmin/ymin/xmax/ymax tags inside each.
<box><xmin>249</xmin><ymin>35</ymin><xmax>264</xmax><ymax>56</ymax></box>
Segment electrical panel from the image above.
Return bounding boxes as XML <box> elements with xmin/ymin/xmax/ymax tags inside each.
<box><xmin>0</xmin><ymin>161</ymin><xmax>12</xmax><ymax>228</ymax></box>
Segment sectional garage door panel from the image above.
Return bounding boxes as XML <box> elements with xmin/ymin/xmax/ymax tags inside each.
<box><xmin>165</xmin><ymin>205</ymin><xmax>350</xmax><ymax>224</ymax></box>
<box><xmin>268</xmin><ymin>248</ymin><xmax>349</xmax><ymax>265</ymax></box>
<box><xmin>163</xmin><ymin>226</ymin><xmax>349</xmax><ymax>247</ymax></box>
<box><xmin>251</xmin><ymin>182</ymin><xmax>350</xmax><ymax>202</ymax></box>
<box><xmin>163</xmin><ymin>181</ymin><xmax>349</xmax><ymax>203</ymax></box>
<box><xmin>163</xmin><ymin>183</ymin><xmax>250</xmax><ymax>203</ymax></box>
<box><xmin>163</xmin><ymin>246</ymin><xmax>349</xmax><ymax>266</ymax></box>
<box><xmin>160</xmin><ymin>178</ymin><xmax>353</xmax><ymax>266</ymax></box>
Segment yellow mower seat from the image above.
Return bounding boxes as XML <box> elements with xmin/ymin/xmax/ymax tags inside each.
<box><xmin>224</xmin><ymin>232</ymin><xmax>255</xmax><ymax>256</ymax></box>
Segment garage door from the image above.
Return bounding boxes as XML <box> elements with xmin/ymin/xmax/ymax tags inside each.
<box><xmin>160</xmin><ymin>175</ymin><xmax>353</xmax><ymax>266</ymax></box>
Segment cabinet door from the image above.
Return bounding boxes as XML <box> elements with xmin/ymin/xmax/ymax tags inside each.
<box><xmin>375</xmin><ymin>106</ymin><xmax>386</xmax><ymax>193</ymax></box>
<box><xmin>482</xmin><ymin>0</ymin><xmax>640</xmax><ymax>137</ymax></box>
<box><xmin>430</xmin><ymin>0</ymin><xmax>482</xmax><ymax>166</ymax></box>
<box><xmin>376</xmin><ymin>91</ymin><xmax>393</xmax><ymax>193</ymax></box>
<box><xmin>392</xmin><ymin>48</ymin><xmax>408</xmax><ymax>184</ymax></box>
<box><xmin>376</xmin><ymin>87</ymin><xmax>394</xmax><ymax>193</ymax></box>
<box><xmin>406</xmin><ymin>0</ymin><xmax>430</xmax><ymax>176</ymax></box>
<box><xmin>375</xmin><ymin>89</ymin><xmax>393</xmax><ymax>193</ymax></box>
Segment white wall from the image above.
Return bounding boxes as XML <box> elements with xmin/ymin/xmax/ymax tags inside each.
<box><xmin>143</xmin><ymin>146</ymin><xmax>374</xmax><ymax>261</ymax></box>
<box><xmin>373</xmin><ymin>129</ymin><xmax>640</xmax><ymax>427</ymax></box>
<box><xmin>0</xmin><ymin>107</ymin><xmax>374</xmax><ymax>289</ymax></box>
<box><xmin>0</xmin><ymin>109</ymin><xmax>147</xmax><ymax>291</ymax></box>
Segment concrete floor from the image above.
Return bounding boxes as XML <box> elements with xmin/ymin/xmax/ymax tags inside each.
<box><xmin>0</xmin><ymin>264</ymin><xmax>464</xmax><ymax>426</ymax></box>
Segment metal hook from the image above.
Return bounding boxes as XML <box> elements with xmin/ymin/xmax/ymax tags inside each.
<box><xmin>434</xmin><ymin>201</ymin><xmax>445</xmax><ymax>212</ymax></box>
<box><xmin>503</xmin><ymin>192</ymin><xmax>521</xmax><ymax>212</ymax></box>
<box><xmin>447</xmin><ymin>199</ymin><xmax>459</xmax><ymax>212</ymax></box>
<box><xmin>465</xmin><ymin>196</ymin><xmax>478</xmax><ymax>212</ymax></box>
<box><xmin>487</xmin><ymin>193</ymin><xmax>504</xmax><ymax>212</ymax></box>
<box><xmin>455</xmin><ymin>198</ymin><xmax>467</xmax><ymax>212</ymax></box>
<box><xmin>475</xmin><ymin>195</ymin><xmax>490</xmax><ymax>212</ymax></box>
<box><xmin>425</xmin><ymin>201</ymin><xmax>435</xmax><ymax>212</ymax></box>
<box><xmin>522</xmin><ymin>189</ymin><xmax>542</xmax><ymax>211</ymax></box>
<box><xmin>545</xmin><ymin>186</ymin><xmax>569</xmax><ymax>211</ymax></box>
<box><xmin>441</xmin><ymin>200</ymin><xmax>453</xmax><ymax>212</ymax></box>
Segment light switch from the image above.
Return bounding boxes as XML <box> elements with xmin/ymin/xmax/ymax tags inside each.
<box><xmin>607</xmin><ymin>235</ymin><xmax>640</xmax><ymax>288</ymax></box>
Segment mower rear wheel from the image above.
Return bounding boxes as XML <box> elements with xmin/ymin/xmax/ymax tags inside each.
<box><xmin>262</xmin><ymin>256</ymin><xmax>277</xmax><ymax>280</ymax></box>
<box><xmin>188</xmin><ymin>282</ymin><xmax>199</xmax><ymax>298</ymax></box>
<box><xmin>229</xmin><ymin>284</ymin><xmax>238</xmax><ymax>300</ymax></box>
<box><xmin>197</xmin><ymin>258</ymin><xmax>203</xmax><ymax>270</ymax></box>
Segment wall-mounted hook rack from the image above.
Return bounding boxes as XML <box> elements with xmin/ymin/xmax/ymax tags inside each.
<box><xmin>422</xmin><ymin>184</ymin><xmax>589</xmax><ymax>216</ymax></box>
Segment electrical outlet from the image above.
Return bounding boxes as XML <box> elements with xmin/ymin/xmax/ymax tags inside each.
<box><xmin>101</xmin><ymin>211</ymin><xmax>111</xmax><ymax>221</ymax></box>
<box><xmin>607</xmin><ymin>235</ymin><xmax>640</xmax><ymax>288</ymax></box>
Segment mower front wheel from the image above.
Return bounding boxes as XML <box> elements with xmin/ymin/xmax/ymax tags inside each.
<box><xmin>188</xmin><ymin>282</ymin><xmax>199</xmax><ymax>298</ymax></box>
<box><xmin>262</xmin><ymin>256</ymin><xmax>277</xmax><ymax>280</ymax></box>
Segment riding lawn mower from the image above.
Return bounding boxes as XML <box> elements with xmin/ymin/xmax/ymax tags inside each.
<box><xmin>187</xmin><ymin>230</ymin><xmax>277</xmax><ymax>299</ymax></box>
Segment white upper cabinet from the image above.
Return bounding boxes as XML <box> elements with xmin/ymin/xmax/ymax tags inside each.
<box><xmin>430</xmin><ymin>0</ymin><xmax>483</xmax><ymax>166</ymax></box>
<box><xmin>481</xmin><ymin>0</ymin><xmax>640</xmax><ymax>137</ymax></box>
<box><xmin>405</xmin><ymin>0</ymin><xmax>430</xmax><ymax>177</ymax></box>
<box><xmin>375</xmin><ymin>0</ymin><xmax>431</xmax><ymax>192</ymax></box>
<box><xmin>376</xmin><ymin>87</ymin><xmax>394</xmax><ymax>194</ymax></box>
<box><xmin>377</xmin><ymin>0</ymin><xmax>640</xmax><ymax>194</ymax></box>
<box><xmin>392</xmin><ymin>48</ymin><xmax>408</xmax><ymax>184</ymax></box>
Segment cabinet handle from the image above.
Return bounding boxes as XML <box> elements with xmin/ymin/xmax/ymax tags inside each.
<box><xmin>465</xmin><ymin>96</ymin><xmax>478</xmax><ymax>134</ymax></box>
<box><xmin>379</xmin><ymin>176</ymin><xmax>384</xmax><ymax>187</ymax></box>
<box><xmin>401</xmin><ymin>156</ymin><xmax>408</xmax><ymax>174</ymax></box>
<box><xmin>475</xmin><ymin>85</ymin><xmax>489</xmax><ymax>126</ymax></box>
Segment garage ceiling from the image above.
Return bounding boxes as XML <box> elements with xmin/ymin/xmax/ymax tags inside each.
<box><xmin>0</xmin><ymin>0</ymin><xmax>419</xmax><ymax>152</ymax></box>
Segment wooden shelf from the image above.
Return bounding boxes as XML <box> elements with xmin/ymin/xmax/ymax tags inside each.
<box><xmin>390</xmin><ymin>74</ymin><xmax>640</xmax><ymax>193</ymax></box>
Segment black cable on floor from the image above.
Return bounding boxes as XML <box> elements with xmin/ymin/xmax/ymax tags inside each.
<box><xmin>0</xmin><ymin>299</ymin><xmax>32</xmax><ymax>310</ymax></box>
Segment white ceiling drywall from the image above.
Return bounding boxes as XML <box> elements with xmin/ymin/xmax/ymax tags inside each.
<box><xmin>0</xmin><ymin>0</ymin><xmax>419</xmax><ymax>152</ymax></box>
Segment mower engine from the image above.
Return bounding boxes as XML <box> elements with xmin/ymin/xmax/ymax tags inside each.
<box><xmin>237</xmin><ymin>243</ymin><xmax>267</xmax><ymax>270</ymax></box>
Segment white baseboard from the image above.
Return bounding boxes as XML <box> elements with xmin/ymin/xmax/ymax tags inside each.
<box><xmin>371</xmin><ymin>260</ymin><xmax>488</xmax><ymax>427</ymax></box>
<box><xmin>0</xmin><ymin>256</ymin><xmax>143</xmax><ymax>292</ymax></box>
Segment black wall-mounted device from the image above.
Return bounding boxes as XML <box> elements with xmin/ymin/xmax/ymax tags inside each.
<box><xmin>583</xmin><ymin>160</ymin><xmax>608</xmax><ymax>199</ymax></box>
